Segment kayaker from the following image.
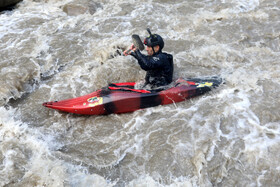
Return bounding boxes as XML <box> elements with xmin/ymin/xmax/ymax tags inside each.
<box><xmin>124</xmin><ymin>29</ymin><xmax>174</xmax><ymax>89</ymax></box>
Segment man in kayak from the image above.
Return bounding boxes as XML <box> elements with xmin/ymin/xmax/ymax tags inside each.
<box><xmin>124</xmin><ymin>29</ymin><xmax>174</xmax><ymax>89</ymax></box>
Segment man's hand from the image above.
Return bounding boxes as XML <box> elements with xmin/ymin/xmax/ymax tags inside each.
<box><xmin>130</xmin><ymin>44</ymin><xmax>136</xmax><ymax>51</ymax></box>
<box><xmin>123</xmin><ymin>44</ymin><xmax>136</xmax><ymax>56</ymax></box>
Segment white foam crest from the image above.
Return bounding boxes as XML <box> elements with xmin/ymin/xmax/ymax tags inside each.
<box><xmin>0</xmin><ymin>107</ymin><xmax>64</xmax><ymax>186</ymax></box>
<box><xmin>21</xmin><ymin>0</ymin><xmax>73</xmax><ymax>12</ymax></box>
<box><xmin>120</xmin><ymin>110</ymin><xmax>157</xmax><ymax>157</ymax></box>
<box><xmin>233</xmin><ymin>0</ymin><xmax>260</xmax><ymax>12</ymax></box>
<box><xmin>0</xmin><ymin>106</ymin><xmax>121</xmax><ymax>186</ymax></box>
<box><xmin>189</xmin><ymin>44</ymin><xmax>245</xmax><ymax>67</ymax></box>
<box><xmin>217</xmin><ymin>87</ymin><xmax>280</xmax><ymax>165</ymax></box>
<box><xmin>127</xmin><ymin>174</ymin><xmax>195</xmax><ymax>187</ymax></box>
<box><xmin>70</xmin><ymin>172</ymin><xmax>116</xmax><ymax>187</ymax></box>
<box><xmin>242</xmin><ymin>111</ymin><xmax>280</xmax><ymax>156</ymax></box>
<box><xmin>225</xmin><ymin>68</ymin><xmax>264</xmax><ymax>93</ymax></box>
<box><xmin>0</xmin><ymin>107</ymin><xmax>27</xmax><ymax>186</ymax></box>
<box><xmin>189</xmin><ymin>2</ymin><xmax>267</xmax><ymax>31</ymax></box>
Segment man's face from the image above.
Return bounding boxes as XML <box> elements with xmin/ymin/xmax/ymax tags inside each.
<box><xmin>146</xmin><ymin>45</ymin><xmax>160</xmax><ymax>56</ymax></box>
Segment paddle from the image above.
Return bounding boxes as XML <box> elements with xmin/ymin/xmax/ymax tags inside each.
<box><xmin>124</xmin><ymin>34</ymin><xmax>144</xmax><ymax>55</ymax></box>
<box><xmin>132</xmin><ymin>34</ymin><xmax>144</xmax><ymax>51</ymax></box>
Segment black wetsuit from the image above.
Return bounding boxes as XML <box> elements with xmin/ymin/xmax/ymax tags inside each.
<box><xmin>131</xmin><ymin>50</ymin><xmax>174</xmax><ymax>88</ymax></box>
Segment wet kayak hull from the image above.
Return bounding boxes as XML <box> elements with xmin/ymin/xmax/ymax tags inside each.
<box><xmin>43</xmin><ymin>77</ymin><xmax>222</xmax><ymax>115</ymax></box>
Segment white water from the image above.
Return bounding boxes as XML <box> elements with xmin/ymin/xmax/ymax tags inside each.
<box><xmin>0</xmin><ymin>0</ymin><xmax>280</xmax><ymax>186</ymax></box>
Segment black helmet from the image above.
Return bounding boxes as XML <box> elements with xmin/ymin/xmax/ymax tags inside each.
<box><xmin>144</xmin><ymin>28</ymin><xmax>164</xmax><ymax>50</ymax></box>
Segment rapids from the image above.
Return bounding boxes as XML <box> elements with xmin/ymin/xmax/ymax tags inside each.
<box><xmin>0</xmin><ymin>0</ymin><xmax>279</xmax><ymax>186</ymax></box>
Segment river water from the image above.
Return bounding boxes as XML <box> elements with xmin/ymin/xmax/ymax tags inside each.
<box><xmin>0</xmin><ymin>0</ymin><xmax>280</xmax><ymax>186</ymax></box>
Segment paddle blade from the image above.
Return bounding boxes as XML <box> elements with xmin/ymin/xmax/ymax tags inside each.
<box><xmin>132</xmin><ymin>34</ymin><xmax>144</xmax><ymax>51</ymax></box>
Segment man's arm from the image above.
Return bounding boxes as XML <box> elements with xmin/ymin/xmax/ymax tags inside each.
<box><xmin>131</xmin><ymin>50</ymin><xmax>163</xmax><ymax>70</ymax></box>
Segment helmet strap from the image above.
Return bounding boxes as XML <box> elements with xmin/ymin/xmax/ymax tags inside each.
<box><xmin>152</xmin><ymin>46</ymin><xmax>156</xmax><ymax>54</ymax></box>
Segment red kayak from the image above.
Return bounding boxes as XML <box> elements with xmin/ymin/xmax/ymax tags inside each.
<box><xmin>43</xmin><ymin>77</ymin><xmax>222</xmax><ymax>115</ymax></box>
